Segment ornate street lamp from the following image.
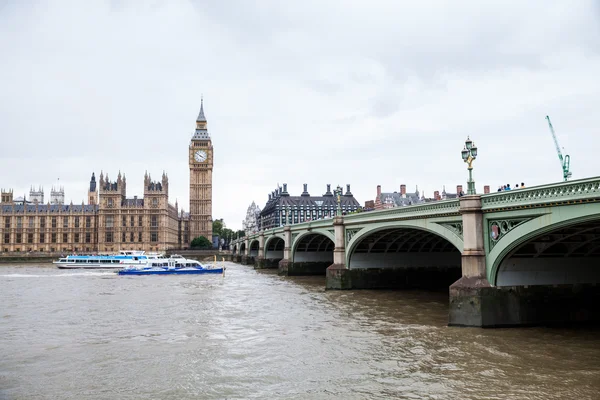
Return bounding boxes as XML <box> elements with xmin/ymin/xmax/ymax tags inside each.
<box><xmin>461</xmin><ymin>136</ymin><xmax>478</xmax><ymax>195</ymax></box>
<box><xmin>334</xmin><ymin>185</ymin><xmax>343</xmax><ymax>216</ymax></box>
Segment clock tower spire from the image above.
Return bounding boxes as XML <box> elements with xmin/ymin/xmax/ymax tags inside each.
<box><xmin>189</xmin><ymin>98</ymin><xmax>213</xmax><ymax>243</ymax></box>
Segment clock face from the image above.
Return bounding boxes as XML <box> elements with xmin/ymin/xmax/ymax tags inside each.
<box><xmin>194</xmin><ymin>150</ymin><xmax>207</xmax><ymax>163</ymax></box>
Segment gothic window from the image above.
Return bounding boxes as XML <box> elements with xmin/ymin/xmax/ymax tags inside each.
<box><xmin>105</xmin><ymin>216</ymin><xmax>113</xmax><ymax>228</ymax></box>
<box><xmin>152</xmin><ymin>198</ymin><xmax>158</xmax><ymax>207</ymax></box>
<box><xmin>130</xmin><ymin>232</ymin><xmax>134</xmax><ymax>242</ymax></box>
<box><xmin>16</xmin><ymin>233</ymin><xmax>22</xmax><ymax>243</ymax></box>
<box><xmin>51</xmin><ymin>233</ymin><xmax>57</xmax><ymax>243</ymax></box>
<box><xmin>138</xmin><ymin>232</ymin><xmax>142</xmax><ymax>242</ymax></box>
<box><xmin>122</xmin><ymin>216</ymin><xmax>126</xmax><ymax>227</ymax></box>
<box><xmin>138</xmin><ymin>216</ymin><xmax>143</xmax><ymax>226</ymax></box>
<box><xmin>4</xmin><ymin>217</ymin><xmax>9</xmax><ymax>229</ymax></box>
<box><xmin>39</xmin><ymin>233</ymin><xmax>44</xmax><ymax>243</ymax></box>
<box><xmin>130</xmin><ymin>216</ymin><xmax>134</xmax><ymax>227</ymax></box>
<box><xmin>28</xmin><ymin>217</ymin><xmax>34</xmax><ymax>228</ymax></box>
<box><xmin>151</xmin><ymin>232</ymin><xmax>158</xmax><ymax>242</ymax></box>
<box><xmin>85</xmin><ymin>233</ymin><xmax>91</xmax><ymax>243</ymax></box>
<box><xmin>74</xmin><ymin>233</ymin><xmax>79</xmax><ymax>243</ymax></box>
<box><xmin>74</xmin><ymin>217</ymin><xmax>80</xmax><ymax>228</ymax></box>
<box><xmin>52</xmin><ymin>217</ymin><xmax>57</xmax><ymax>228</ymax></box>
<box><xmin>86</xmin><ymin>216</ymin><xmax>91</xmax><ymax>228</ymax></box>
<box><xmin>4</xmin><ymin>234</ymin><xmax>9</xmax><ymax>244</ymax></box>
<box><xmin>151</xmin><ymin>216</ymin><xmax>158</xmax><ymax>228</ymax></box>
<box><xmin>63</xmin><ymin>217</ymin><xmax>68</xmax><ymax>228</ymax></box>
<box><xmin>16</xmin><ymin>217</ymin><xmax>22</xmax><ymax>229</ymax></box>
<box><xmin>122</xmin><ymin>232</ymin><xmax>126</xmax><ymax>242</ymax></box>
<box><xmin>63</xmin><ymin>233</ymin><xmax>67</xmax><ymax>243</ymax></box>
<box><xmin>28</xmin><ymin>233</ymin><xmax>33</xmax><ymax>243</ymax></box>
<box><xmin>108</xmin><ymin>198</ymin><xmax>113</xmax><ymax>207</ymax></box>
<box><xmin>106</xmin><ymin>232</ymin><xmax>113</xmax><ymax>243</ymax></box>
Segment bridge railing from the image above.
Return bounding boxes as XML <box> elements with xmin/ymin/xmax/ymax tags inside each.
<box><xmin>481</xmin><ymin>176</ymin><xmax>600</xmax><ymax>210</ymax></box>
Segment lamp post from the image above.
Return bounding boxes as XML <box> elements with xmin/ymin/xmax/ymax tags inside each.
<box><xmin>461</xmin><ymin>136</ymin><xmax>478</xmax><ymax>195</ymax></box>
<box><xmin>334</xmin><ymin>185</ymin><xmax>343</xmax><ymax>216</ymax></box>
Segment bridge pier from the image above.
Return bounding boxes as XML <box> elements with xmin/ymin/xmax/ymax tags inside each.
<box><xmin>280</xmin><ymin>261</ymin><xmax>330</xmax><ymax>276</ymax></box>
<box><xmin>449</xmin><ymin>195</ymin><xmax>495</xmax><ymax>327</ymax></box>
<box><xmin>277</xmin><ymin>226</ymin><xmax>292</xmax><ymax>274</ymax></box>
<box><xmin>326</xmin><ymin>216</ymin><xmax>352</xmax><ymax>289</ymax></box>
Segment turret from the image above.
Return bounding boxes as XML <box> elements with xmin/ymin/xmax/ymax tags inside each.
<box><xmin>88</xmin><ymin>172</ymin><xmax>98</xmax><ymax>205</ymax></box>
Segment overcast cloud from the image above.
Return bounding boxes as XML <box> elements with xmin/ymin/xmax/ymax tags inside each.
<box><xmin>1</xmin><ymin>0</ymin><xmax>599</xmax><ymax>229</ymax></box>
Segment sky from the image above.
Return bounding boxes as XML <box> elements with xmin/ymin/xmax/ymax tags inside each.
<box><xmin>1</xmin><ymin>0</ymin><xmax>599</xmax><ymax>230</ymax></box>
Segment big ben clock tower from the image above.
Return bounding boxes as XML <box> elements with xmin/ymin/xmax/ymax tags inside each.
<box><xmin>189</xmin><ymin>98</ymin><xmax>213</xmax><ymax>241</ymax></box>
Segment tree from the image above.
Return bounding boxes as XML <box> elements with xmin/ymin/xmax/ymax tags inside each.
<box><xmin>191</xmin><ymin>236</ymin><xmax>212</xmax><ymax>249</ymax></box>
<box><xmin>221</xmin><ymin>228</ymin><xmax>234</xmax><ymax>248</ymax></box>
<box><xmin>213</xmin><ymin>219</ymin><xmax>224</xmax><ymax>237</ymax></box>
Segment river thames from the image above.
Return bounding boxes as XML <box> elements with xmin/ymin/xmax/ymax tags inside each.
<box><xmin>1</xmin><ymin>262</ymin><xmax>599</xmax><ymax>399</ymax></box>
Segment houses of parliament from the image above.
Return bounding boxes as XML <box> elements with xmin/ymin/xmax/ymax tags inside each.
<box><xmin>0</xmin><ymin>101</ymin><xmax>214</xmax><ymax>253</ymax></box>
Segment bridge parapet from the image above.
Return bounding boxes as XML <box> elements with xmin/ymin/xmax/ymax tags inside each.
<box><xmin>481</xmin><ymin>177</ymin><xmax>600</xmax><ymax>211</ymax></box>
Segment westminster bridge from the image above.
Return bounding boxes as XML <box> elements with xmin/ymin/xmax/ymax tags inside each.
<box><xmin>230</xmin><ymin>177</ymin><xmax>600</xmax><ymax>327</ymax></box>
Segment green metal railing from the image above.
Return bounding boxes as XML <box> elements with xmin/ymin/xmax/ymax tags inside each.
<box><xmin>481</xmin><ymin>176</ymin><xmax>600</xmax><ymax>210</ymax></box>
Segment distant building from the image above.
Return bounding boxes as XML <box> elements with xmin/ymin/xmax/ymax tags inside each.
<box><xmin>370</xmin><ymin>183</ymin><xmax>493</xmax><ymax>206</ymax></box>
<box><xmin>29</xmin><ymin>186</ymin><xmax>44</xmax><ymax>204</ymax></box>
<box><xmin>50</xmin><ymin>186</ymin><xmax>65</xmax><ymax>205</ymax></box>
<box><xmin>242</xmin><ymin>201</ymin><xmax>261</xmax><ymax>234</ymax></box>
<box><xmin>374</xmin><ymin>184</ymin><xmax>422</xmax><ymax>210</ymax></box>
<box><xmin>260</xmin><ymin>183</ymin><xmax>361</xmax><ymax>230</ymax></box>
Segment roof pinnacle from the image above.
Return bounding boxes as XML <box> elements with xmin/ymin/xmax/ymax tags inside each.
<box><xmin>196</xmin><ymin>96</ymin><xmax>207</xmax><ymax>122</ymax></box>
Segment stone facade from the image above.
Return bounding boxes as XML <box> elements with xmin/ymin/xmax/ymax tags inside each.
<box><xmin>0</xmin><ymin>172</ymin><xmax>185</xmax><ymax>253</ymax></box>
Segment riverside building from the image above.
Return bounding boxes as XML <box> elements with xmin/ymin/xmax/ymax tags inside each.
<box><xmin>0</xmin><ymin>100</ymin><xmax>218</xmax><ymax>253</ymax></box>
<box><xmin>259</xmin><ymin>183</ymin><xmax>361</xmax><ymax>230</ymax></box>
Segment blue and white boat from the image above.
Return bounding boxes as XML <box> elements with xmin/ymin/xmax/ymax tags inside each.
<box><xmin>117</xmin><ymin>258</ymin><xmax>225</xmax><ymax>276</ymax></box>
<box><xmin>53</xmin><ymin>250</ymin><xmax>156</xmax><ymax>269</ymax></box>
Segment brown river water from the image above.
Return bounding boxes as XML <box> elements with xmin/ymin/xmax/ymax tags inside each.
<box><xmin>0</xmin><ymin>262</ymin><xmax>599</xmax><ymax>399</ymax></box>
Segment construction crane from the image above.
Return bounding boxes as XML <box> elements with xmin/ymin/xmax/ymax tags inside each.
<box><xmin>545</xmin><ymin>115</ymin><xmax>572</xmax><ymax>182</ymax></box>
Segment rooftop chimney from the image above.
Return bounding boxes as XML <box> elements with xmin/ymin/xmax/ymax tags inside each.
<box><xmin>400</xmin><ymin>184</ymin><xmax>406</xmax><ymax>196</ymax></box>
<box><xmin>324</xmin><ymin>184</ymin><xmax>332</xmax><ymax>196</ymax></box>
<box><xmin>301</xmin><ymin>183</ymin><xmax>310</xmax><ymax>197</ymax></box>
<box><xmin>377</xmin><ymin>185</ymin><xmax>381</xmax><ymax>197</ymax></box>
<box><xmin>345</xmin><ymin>184</ymin><xmax>352</xmax><ymax>196</ymax></box>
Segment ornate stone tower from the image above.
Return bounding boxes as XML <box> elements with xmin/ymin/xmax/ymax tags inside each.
<box><xmin>88</xmin><ymin>172</ymin><xmax>98</xmax><ymax>205</ymax></box>
<box><xmin>29</xmin><ymin>186</ymin><xmax>44</xmax><ymax>204</ymax></box>
<box><xmin>189</xmin><ymin>98</ymin><xmax>213</xmax><ymax>241</ymax></box>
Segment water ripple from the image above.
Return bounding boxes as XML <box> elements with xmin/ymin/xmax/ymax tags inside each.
<box><xmin>0</xmin><ymin>263</ymin><xmax>599</xmax><ymax>399</ymax></box>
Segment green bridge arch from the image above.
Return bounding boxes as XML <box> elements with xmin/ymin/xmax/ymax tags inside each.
<box><xmin>345</xmin><ymin>219</ymin><xmax>464</xmax><ymax>267</ymax></box>
<box><xmin>486</xmin><ymin>202</ymin><xmax>600</xmax><ymax>285</ymax></box>
<box><xmin>291</xmin><ymin>229</ymin><xmax>335</xmax><ymax>263</ymax></box>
